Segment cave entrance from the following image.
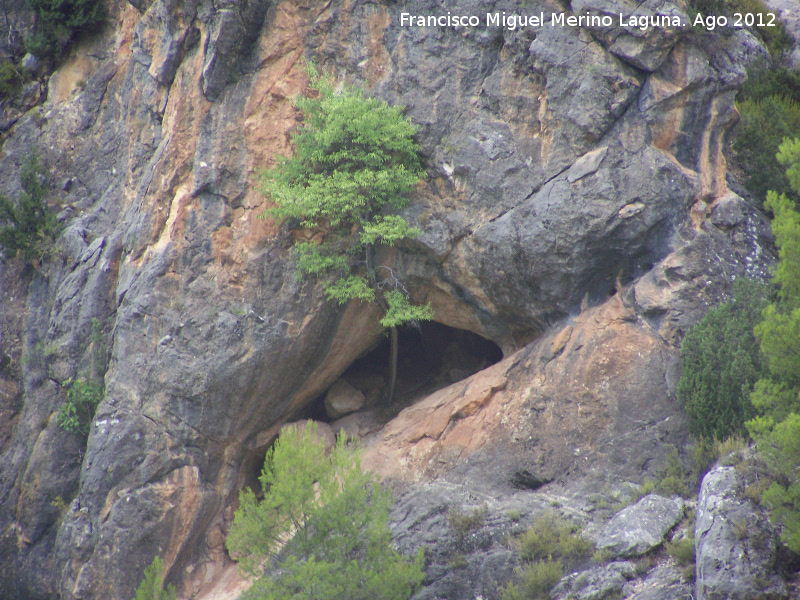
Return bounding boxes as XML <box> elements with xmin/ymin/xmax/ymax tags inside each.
<box><xmin>299</xmin><ymin>322</ymin><xmax>504</xmax><ymax>424</ymax></box>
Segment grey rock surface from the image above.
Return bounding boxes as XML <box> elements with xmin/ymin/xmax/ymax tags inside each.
<box><xmin>695</xmin><ymin>466</ymin><xmax>788</xmax><ymax>600</ymax></box>
<box><xmin>595</xmin><ymin>494</ymin><xmax>684</xmax><ymax>559</ymax></box>
<box><xmin>551</xmin><ymin>561</ymin><xmax>636</xmax><ymax>600</ymax></box>
<box><xmin>621</xmin><ymin>562</ymin><xmax>692</xmax><ymax>600</ymax></box>
<box><xmin>324</xmin><ymin>379</ymin><xmax>366</xmax><ymax>420</ymax></box>
<box><xmin>0</xmin><ymin>0</ymin><xmax>784</xmax><ymax>598</ymax></box>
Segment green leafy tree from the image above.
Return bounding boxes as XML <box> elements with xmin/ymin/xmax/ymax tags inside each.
<box><xmin>745</xmin><ymin>137</ymin><xmax>800</xmax><ymax>552</ymax></box>
<box><xmin>677</xmin><ymin>278</ymin><xmax>767</xmax><ymax>440</ymax></box>
<box><xmin>260</xmin><ymin>64</ymin><xmax>432</xmax><ymax>402</ymax></box>
<box><xmin>133</xmin><ymin>556</ymin><xmax>177</xmax><ymax>600</ymax></box>
<box><xmin>227</xmin><ymin>422</ymin><xmax>424</xmax><ymax>600</ymax></box>
<box><xmin>0</xmin><ymin>155</ymin><xmax>58</xmax><ymax>263</ymax></box>
<box><xmin>26</xmin><ymin>0</ymin><xmax>104</xmax><ymax>62</ymax></box>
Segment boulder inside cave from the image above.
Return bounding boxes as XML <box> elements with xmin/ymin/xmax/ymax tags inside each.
<box><xmin>302</xmin><ymin>321</ymin><xmax>504</xmax><ymax>422</ymax></box>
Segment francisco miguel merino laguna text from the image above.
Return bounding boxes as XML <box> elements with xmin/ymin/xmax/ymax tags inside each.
<box><xmin>399</xmin><ymin>12</ymin><xmax>685</xmax><ymax>32</ymax></box>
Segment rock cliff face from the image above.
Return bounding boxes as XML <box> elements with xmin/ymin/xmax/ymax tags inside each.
<box><xmin>0</xmin><ymin>0</ymin><xmax>784</xmax><ymax>598</ymax></box>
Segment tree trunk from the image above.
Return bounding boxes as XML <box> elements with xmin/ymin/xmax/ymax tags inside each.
<box><xmin>365</xmin><ymin>243</ymin><xmax>399</xmax><ymax>405</ymax></box>
<box><xmin>387</xmin><ymin>325</ymin><xmax>398</xmax><ymax>405</ymax></box>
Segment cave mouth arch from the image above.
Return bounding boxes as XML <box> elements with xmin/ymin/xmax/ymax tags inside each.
<box><xmin>244</xmin><ymin>322</ymin><xmax>504</xmax><ymax>497</ymax></box>
<box><xmin>299</xmin><ymin>321</ymin><xmax>505</xmax><ymax>423</ymax></box>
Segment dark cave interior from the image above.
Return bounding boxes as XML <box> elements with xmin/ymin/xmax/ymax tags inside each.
<box><xmin>299</xmin><ymin>320</ymin><xmax>504</xmax><ymax>422</ymax></box>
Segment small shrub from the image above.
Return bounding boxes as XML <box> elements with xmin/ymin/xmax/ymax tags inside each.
<box><xmin>733</xmin><ymin>517</ymin><xmax>750</xmax><ymax>540</ymax></box>
<box><xmin>715</xmin><ymin>435</ymin><xmax>749</xmax><ymax>466</ymax></box>
<box><xmin>633</xmin><ymin>555</ymin><xmax>655</xmax><ymax>576</ymax></box>
<box><xmin>0</xmin><ymin>59</ymin><xmax>22</xmax><ymax>96</ymax></box>
<box><xmin>691</xmin><ymin>438</ymin><xmax>717</xmax><ymax>482</ymax></box>
<box><xmin>50</xmin><ymin>495</ymin><xmax>67</xmax><ymax>511</ymax></box>
<box><xmin>592</xmin><ymin>547</ymin><xmax>615</xmax><ymax>565</ymax></box>
<box><xmin>614</xmin><ymin>478</ymin><xmax>655</xmax><ymax>510</ymax></box>
<box><xmin>666</xmin><ymin>536</ymin><xmax>695</xmax><ymax>566</ymax></box>
<box><xmin>134</xmin><ymin>556</ymin><xmax>177</xmax><ymax>600</ymax></box>
<box><xmin>449</xmin><ymin>504</ymin><xmax>487</xmax><ymax>540</ymax></box>
<box><xmin>56</xmin><ymin>377</ymin><xmax>103</xmax><ymax>435</ymax></box>
<box><xmin>516</xmin><ymin>514</ymin><xmax>592</xmax><ymax>564</ymax></box>
<box><xmin>501</xmin><ymin>559</ymin><xmax>563</xmax><ymax>600</ymax></box>
<box><xmin>507</xmin><ymin>509</ymin><xmax>521</xmax><ymax>522</ymax></box>
<box><xmin>0</xmin><ymin>155</ymin><xmax>59</xmax><ymax>263</ymax></box>
<box><xmin>656</xmin><ymin>447</ymin><xmax>692</xmax><ymax>498</ymax></box>
<box><xmin>744</xmin><ymin>476</ymin><xmax>773</xmax><ymax>503</ymax></box>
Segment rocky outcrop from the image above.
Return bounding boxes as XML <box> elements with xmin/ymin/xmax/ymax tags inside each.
<box><xmin>695</xmin><ymin>466</ymin><xmax>788</xmax><ymax>600</ymax></box>
<box><xmin>551</xmin><ymin>561</ymin><xmax>637</xmax><ymax>600</ymax></box>
<box><xmin>595</xmin><ymin>494</ymin><xmax>684</xmax><ymax>559</ymax></box>
<box><xmin>0</xmin><ymin>0</ymin><xmax>785</xmax><ymax>598</ymax></box>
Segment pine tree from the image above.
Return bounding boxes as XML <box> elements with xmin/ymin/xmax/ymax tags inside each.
<box><xmin>260</xmin><ymin>64</ymin><xmax>433</xmax><ymax>402</ymax></box>
<box><xmin>227</xmin><ymin>422</ymin><xmax>424</xmax><ymax>600</ymax></box>
<box><xmin>677</xmin><ymin>278</ymin><xmax>767</xmax><ymax>440</ymax></box>
<box><xmin>133</xmin><ymin>556</ymin><xmax>177</xmax><ymax>600</ymax></box>
<box><xmin>746</xmin><ymin>137</ymin><xmax>800</xmax><ymax>552</ymax></box>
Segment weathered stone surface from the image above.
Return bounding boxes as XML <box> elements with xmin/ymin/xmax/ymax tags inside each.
<box><xmin>552</xmin><ymin>561</ymin><xmax>636</xmax><ymax>600</ymax></box>
<box><xmin>324</xmin><ymin>379</ymin><xmax>366</xmax><ymax>420</ymax></box>
<box><xmin>695</xmin><ymin>466</ymin><xmax>788</xmax><ymax>600</ymax></box>
<box><xmin>764</xmin><ymin>0</ymin><xmax>800</xmax><ymax>68</ymax></box>
<box><xmin>595</xmin><ymin>494</ymin><xmax>684</xmax><ymax>559</ymax></box>
<box><xmin>621</xmin><ymin>562</ymin><xmax>692</xmax><ymax>600</ymax></box>
<box><xmin>573</xmin><ymin>0</ymin><xmax>689</xmax><ymax>72</ymax></box>
<box><xmin>711</xmin><ymin>192</ymin><xmax>746</xmax><ymax>229</ymax></box>
<box><xmin>0</xmin><ymin>0</ymin><xmax>784</xmax><ymax>598</ymax></box>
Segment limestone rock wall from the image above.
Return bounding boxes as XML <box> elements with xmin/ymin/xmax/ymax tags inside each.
<box><xmin>0</xmin><ymin>0</ymin><xmax>779</xmax><ymax>598</ymax></box>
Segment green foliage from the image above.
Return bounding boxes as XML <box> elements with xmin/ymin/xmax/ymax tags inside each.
<box><xmin>26</xmin><ymin>0</ymin><xmax>105</xmax><ymax>61</ymax></box>
<box><xmin>260</xmin><ymin>64</ymin><xmax>431</xmax><ymax>330</ymax></box>
<box><xmin>0</xmin><ymin>155</ymin><xmax>58</xmax><ymax>263</ymax></box>
<box><xmin>665</xmin><ymin>535</ymin><xmax>695</xmax><ymax>566</ymax></box>
<box><xmin>227</xmin><ymin>422</ymin><xmax>424</xmax><ymax>600</ymax></box>
<box><xmin>501</xmin><ymin>559</ymin><xmax>562</xmax><ymax>600</ymax></box>
<box><xmin>736</xmin><ymin>64</ymin><xmax>800</xmax><ymax>105</ymax></box>
<box><xmin>0</xmin><ymin>59</ymin><xmax>22</xmax><ymax>96</ymax></box>
<box><xmin>134</xmin><ymin>556</ymin><xmax>177</xmax><ymax>600</ymax></box>
<box><xmin>733</xmin><ymin>96</ymin><xmax>800</xmax><ymax>206</ymax></box>
<box><xmin>755</xmin><ymin>414</ymin><xmax>800</xmax><ymax>552</ymax></box>
<box><xmin>56</xmin><ymin>377</ymin><xmax>102</xmax><ymax>435</ymax></box>
<box><xmin>677</xmin><ymin>278</ymin><xmax>768</xmax><ymax>440</ymax></box>
<box><xmin>744</xmin><ymin>138</ymin><xmax>800</xmax><ymax>553</ymax></box>
<box><xmin>655</xmin><ymin>447</ymin><xmax>693</xmax><ymax>498</ymax></box>
<box><xmin>448</xmin><ymin>504</ymin><xmax>487</xmax><ymax>540</ymax></box>
<box><xmin>515</xmin><ymin>514</ymin><xmax>592</xmax><ymax>565</ymax></box>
